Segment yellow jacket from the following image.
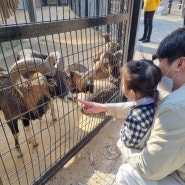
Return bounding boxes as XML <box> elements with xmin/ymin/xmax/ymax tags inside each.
<box><xmin>144</xmin><ymin>0</ymin><xmax>160</xmax><ymax>11</ymax></box>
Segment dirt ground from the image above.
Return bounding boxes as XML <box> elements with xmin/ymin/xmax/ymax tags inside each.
<box><xmin>46</xmin><ymin>118</ymin><xmax>123</xmax><ymax>185</ymax></box>
<box><xmin>47</xmin><ymin>120</ymin><xmax>122</xmax><ymax>185</ymax></box>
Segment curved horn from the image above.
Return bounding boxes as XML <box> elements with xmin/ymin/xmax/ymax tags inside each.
<box><xmin>46</xmin><ymin>51</ymin><xmax>64</xmax><ymax>72</ymax></box>
<box><xmin>17</xmin><ymin>49</ymin><xmax>48</xmax><ymax>60</ymax></box>
<box><xmin>99</xmin><ymin>51</ymin><xmax>115</xmax><ymax>63</ymax></box>
<box><xmin>9</xmin><ymin>58</ymin><xmax>56</xmax><ymax>86</ymax></box>
<box><xmin>65</xmin><ymin>63</ymin><xmax>88</xmax><ymax>74</ymax></box>
<box><xmin>76</xmin><ymin>52</ymin><xmax>117</xmax><ymax>92</ymax></box>
<box><xmin>76</xmin><ymin>68</ymin><xmax>95</xmax><ymax>92</ymax></box>
<box><xmin>114</xmin><ymin>50</ymin><xmax>123</xmax><ymax>61</ymax></box>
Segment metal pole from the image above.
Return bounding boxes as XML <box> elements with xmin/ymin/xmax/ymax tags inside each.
<box><xmin>78</xmin><ymin>0</ymin><xmax>81</xmax><ymax>18</ymax></box>
<box><xmin>168</xmin><ymin>0</ymin><xmax>173</xmax><ymax>14</ymax></box>
<box><xmin>85</xmin><ymin>0</ymin><xmax>88</xmax><ymax>17</ymax></box>
<box><xmin>182</xmin><ymin>0</ymin><xmax>185</xmax><ymax>25</ymax></box>
<box><xmin>27</xmin><ymin>0</ymin><xmax>37</xmax><ymax>22</ymax></box>
<box><xmin>107</xmin><ymin>0</ymin><xmax>111</xmax><ymax>33</ymax></box>
<box><xmin>127</xmin><ymin>0</ymin><xmax>142</xmax><ymax>62</ymax></box>
<box><xmin>0</xmin><ymin>177</ymin><xmax>2</xmax><ymax>185</ymax></box>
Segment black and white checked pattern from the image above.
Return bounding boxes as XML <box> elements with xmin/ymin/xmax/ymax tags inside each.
<box><xmin>120</xmin><ymin>103</ymin><xmax>155</xmax><ymax>148</ymax></box>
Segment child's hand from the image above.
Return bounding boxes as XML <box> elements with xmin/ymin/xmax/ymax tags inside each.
<box><xmin>77</xmin><ymin>99</ymin><xmax>107</xmax><ymax>114</ymax></box>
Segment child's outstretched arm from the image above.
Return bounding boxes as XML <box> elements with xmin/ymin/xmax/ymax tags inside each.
<box><xmin>77</xmin><ymin>99</ymin><xmax>107</xmax><ymax>114</ymax></box>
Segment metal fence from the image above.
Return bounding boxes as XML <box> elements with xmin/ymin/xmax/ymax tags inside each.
<box><xmin>168</xmin><ymin>0</ymin><xmax>183</xmax><ymax>14</ymax></box>
<box><xmin>0</xmin><ymin>0</ymin><xmax>141</xmax><ymax>184</ymax></box>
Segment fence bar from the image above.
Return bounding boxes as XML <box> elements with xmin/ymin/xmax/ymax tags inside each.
<box><xmin>33</xmin><ymin>116</ymin><xmax>112</xmax><ymax>185</ymax></box>
<box><xmin>0</xmin><ymin>14</ymin><xmax>129</xmax><ymax>42</ymax></box>
<box><xmin>27</xmin><ymin>0</ymin><xmax>37</xmax><ymax>22</ymax></box>
<box><xmin>127</xmin><ymin>0</ymin><xmax>142</xmax><ymax>62</ymax></box>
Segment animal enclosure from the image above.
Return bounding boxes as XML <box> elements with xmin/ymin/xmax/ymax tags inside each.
<box><xmin>0</xmin><ymin>0</ymin><xmax>140</xmax><ymax>184</ymax></box>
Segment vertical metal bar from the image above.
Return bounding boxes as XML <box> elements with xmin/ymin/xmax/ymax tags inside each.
<box><xmin>179</xmin><ymin>0</ymin><xmax>182</xmax><ymax>10</ymax></box>
<box><xmin>27</xmin><ymin>0</ymin><xmax>37</xmax><ymax>22</ymax></box>
<box><xmin>85</xmin><ymin>0</ymin><xmax>88</xmax><ymax>17</ymax></box>
<box><xmin>182</xmin><ymin>0</ymin><xmax>185</xmax><ymax>25</ymax></box>
<box><xmin>0</xmin><ymin>177</ymin><xmax>2</xmax><ymax>185</ymax></box>
<box><xmin>78</xmin><ymin>0</ymin><xmax>81</xmax><ymax>17</ymax></box>
<box><xmin>107</xmin><ymin>0</ymin><xmax>112</xmax><ymax>14</ymax></box>
<box><xmin>96</xmin><ymin>0</ymin><xmax>99</xmax><ymax>16</ymax></box>
<box><xmin>107</xmin><ymin>0</ymin><xmax>112</xmax><ymax>33</ymax></box>
<box><xmin>95</xmin><ymin>0</ymin><xmax>100</xmax><ymax>30</ymax></box>
<box><xmin>168</xmin><ymin>0</ymin><xmax>173</xmax><ymax>14</ymax></box>
<box><xmin>117</xmin><ymin>0</ymin><xmax>124</xmax><ymax>45</ymax></box>
<box><xmin>127</xmin><ymin>0</ymin><xmax>142</xmax><ymax>62</ymax></box>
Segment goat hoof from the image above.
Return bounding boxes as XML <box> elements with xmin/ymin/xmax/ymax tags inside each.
<box><xmin>52</xmin><ymin>118</ymin><xmax>57</xmax><ymax>122</ymax></box>
<box><xmin>33</xmin><ymin>143</ymin><xmax>39</xmax><ymax>147</ymax></box>
<box><xmin>15</xmin><ymin>146</ymin><xmax>23</xmax><ymax>158</ymax></box>
<box><xmin>29</xmin><ymin>140</ymin><xmax>38</xmax><ymax>147</ymax></box>
<box><xmin>17</xmin><ymin>153</ymin><xmax>23</xmax><ymax>158</ymax></box>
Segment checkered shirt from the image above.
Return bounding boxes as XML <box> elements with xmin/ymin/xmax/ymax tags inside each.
<box><xmin>120</xmin><ymin>103</ymin><xmax>155</xmax><ymax>149</ymax></box>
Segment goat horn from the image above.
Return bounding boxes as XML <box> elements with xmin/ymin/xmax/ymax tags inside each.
<box><xmin>46</xmin><ymin>51</ymin><xmax>64</xmax><ymax>72</ymax></box>
<box><xmin>114</xmin><ymin>50</ymin><xmax>123</xmax><ymax>61</ymax></box>
<box><xmin>9</xmin><ymin>58</ymin><xmax>56</xmax><ymax>86</ymax></box>
<box><xmin>76</xmin><ymin>68</ymin><xmax>95</xmax><ymax>92</ymax></box>
<box><xmin>100</xmin><ymin>51</ymin><xmax>114</xmax><ymax>61</ymax></box>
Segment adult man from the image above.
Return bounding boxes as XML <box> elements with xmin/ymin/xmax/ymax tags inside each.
<box><xmin>116</xmin><ymin>27</ymin><xmax>185</xmax><ymax>184</ymax></box>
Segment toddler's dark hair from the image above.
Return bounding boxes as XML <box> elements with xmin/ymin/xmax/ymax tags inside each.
<box><xmin>121</xmin><ymin>59</ymin><xmax>162</xmax><ymax>104</ymax></box>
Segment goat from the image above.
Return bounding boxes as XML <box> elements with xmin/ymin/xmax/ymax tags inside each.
<box><xmin>65</xmin><ymin>63</ymin><xmax>118</xmax><ymax>102</ymax></box>
<box><xmin>101</xmin><ymin>33</ymin><xmax>111</xmax><ymax>43</ymax></box>
<box><xmin>93</xmin><ymin>51</ymin><xmax>121</xmax><ymax>80</ymax></box>
<box><xmin>17</xmin><ymin>49</ymin><xmax>74</xmax><ymax>120</ymax></box>
<box><xmin>65</xmin><ymin>63</ymin><xmax>88</xmax><ymax>93</ymax></box>
<box><xmin>0</xmin><ymin>53</ymin><xmax>72</xmax><ymax>158</ymax></box>
<box><xmin>93</xmin><ymin>42</ymin><xmax>119</xmax><ymax>62</ymax></box>
<box><xmin>93</xmin><ymin>33</ymin><xmax>119</xmax><ymax>62</ymax></box>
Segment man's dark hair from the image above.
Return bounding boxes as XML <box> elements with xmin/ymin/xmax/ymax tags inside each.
<box><xmin>156</xmin><ymin>27</ymin><xmax>185</xmax><ymax>64</ymax></box>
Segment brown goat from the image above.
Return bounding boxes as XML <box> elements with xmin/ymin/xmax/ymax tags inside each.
<box><xmin>0</xmin><ymin>55</ymin><xmax>71</xmax><ymax>158</ymax></box>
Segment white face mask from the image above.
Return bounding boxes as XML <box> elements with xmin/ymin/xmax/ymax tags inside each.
<box><xmin>158</xmin><ymin>76</ymin><xmax>173</xmax><ymax>93</ymax></box>
<box><xmin>157</xmin><ymin>60</ymin><xmax>178</xmax><ymax>93</ymax></box>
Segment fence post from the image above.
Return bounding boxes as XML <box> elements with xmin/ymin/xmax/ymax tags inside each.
<box><xmin>182</xmin><ymin>0</ymin><xmax>185</xmax><ymax>25</ymax></box>
<box><xmin>168</xmin><ymin>0</ymin><xmax>173</xmax><ymax>14</ymax></box>
<box><xmin>85</xmin><ymin>0</ymin><xmax>88</xmax><ymax>17</ymax></box>
<box><xmin>27</xmin><ymin>0</ymin><xmax>37</xmax><ymax>22</ymax></box>
<box><xmin>127</xmin><ymin>0</ymin><xmax>142</xmax><ymax>62</ymax></box>
<box><xmin>107</xmin><ymin>0</ymin><xmax>112</xmax><ymax>33</ymax></box>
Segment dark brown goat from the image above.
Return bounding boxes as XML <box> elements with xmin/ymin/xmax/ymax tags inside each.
<box><xmin>0</xmin><ymin>50</ymin><xmax>73</xmax><ymax>158</ymax></box>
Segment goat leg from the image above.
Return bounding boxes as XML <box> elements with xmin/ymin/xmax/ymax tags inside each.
<box><xmin>13</xmin><ymin>133</ymin><xmax>23</xmax><ymax>158</ymax></box>
<box><xmin>23</xmin><ymin>119</ymin><xmax>38</xmax><ymax>147</ymax></box>
<box><xmin>50</xmin><ymin>101</ymin><xmax>57</xmax><ymax>121</ymax></box>
<box><xmin>8</xmin><ymin>119</ymin><xmax>23</xmax><ymax>158</ymax></box>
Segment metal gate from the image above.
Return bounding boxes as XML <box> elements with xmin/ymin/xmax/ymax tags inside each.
<box><xmin>0</xmin><ymin>0</ymin><xmax>141</xmax><ymax>184</ymax></box>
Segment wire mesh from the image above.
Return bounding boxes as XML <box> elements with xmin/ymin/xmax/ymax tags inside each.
<box><xmin>0</xmin><ymin>0</ymin><xmax>133</xmax><ymax>184</ymax></box>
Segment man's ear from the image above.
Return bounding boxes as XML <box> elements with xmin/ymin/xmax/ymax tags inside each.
<box><xmin>176</xmin><ymin>57</ymin><xmax>185</xmax><ymax>72</ymax></box>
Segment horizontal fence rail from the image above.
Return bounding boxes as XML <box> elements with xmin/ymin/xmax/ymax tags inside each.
<box><xmin>0</xmin><ymin>0</ymin><xmax>138</xmax><ymax>184</ymax></box>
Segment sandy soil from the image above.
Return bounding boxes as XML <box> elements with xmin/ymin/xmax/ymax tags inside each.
<box><xmin>46</xmin><ymin>118</ymin><xmax>123</xmax><ymax>185</ymax></box>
